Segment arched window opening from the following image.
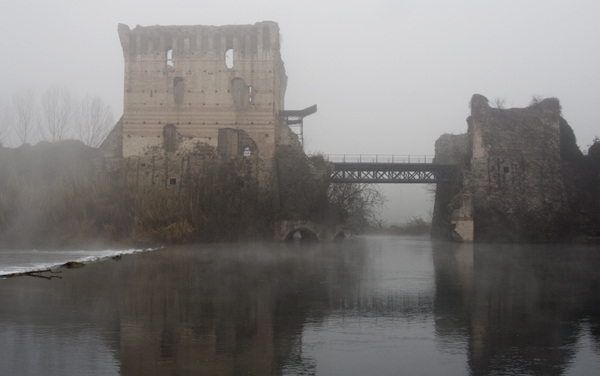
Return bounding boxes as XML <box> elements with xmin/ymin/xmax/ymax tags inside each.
<box><xmin>166</xmin><ymin>49</ymin><xmax>173</xmax><ymax>67</ymax></box>
<box><xmin>163</xmin><ymin>124</ymin><xmax>177</xmax><ymax>152</ymax></box>
<box><xmin>243</xmin><ymin>146</ymin><xmax>251</xmax><ymax>157</ymax></box>
<box><xmin>225</xmin><ymin>49</ymin><xmax>233</xmax><ymax>69</ymax></box>
<box><xmin>232</xmin><ymin>78</ymin><xmax>246</xmax><ymax>107</ymax></box>
<box><xmin>173</xmin><ymin>77</ymin><xmax>184</xmax><ymax>105</ymax></box>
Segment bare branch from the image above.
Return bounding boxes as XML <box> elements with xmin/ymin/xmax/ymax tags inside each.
<box><xmin>328</xmin><ymin>183</ymin><xmax>386</xmax><ymax>234</ymax></box>
<box><xmin>491</xmin><ymin>96</ymin><xmax>507</xmax><ymax>109</ymax></box>
<box><xmin>529</xmin><ymin>94</ymin><xmax>546</xmax><ymax>106</ymax></box>
<box><xmin>12</xmin><ymin>89</ymin><xmax>38</xmax><ymax>145</ymax></box>
<box><xmin>40</xmin><ymin>85</ymin><xmax>73</xmax><ymax>142</ymax></box>
<box><xmin>73</xmin><ymin>95</ymin><xmax>115</xmax><ymax>147</ymax></box>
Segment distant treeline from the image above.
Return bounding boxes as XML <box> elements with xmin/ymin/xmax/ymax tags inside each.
<box><xmin>369</xmin><ymin>216</ymin><xmax>431</xmax><ymax>236</ymax></box>
<box><xmin>0</xmin><ymin>85</ymin><xmax>114</xmax><ymax>148</ymax></box>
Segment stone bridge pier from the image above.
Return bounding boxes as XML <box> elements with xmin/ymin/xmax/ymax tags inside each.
<box><xmin>276</xmin><ymin>220</ymin><xmax>346</xmax><ymax>242</ymax></box>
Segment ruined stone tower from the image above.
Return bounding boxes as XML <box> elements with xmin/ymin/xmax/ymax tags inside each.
<box><xmin>107</xmin><ymin>22</ymin><xmax>301</xmax><ymax>185</ymax></box>
<box><xmin>432</xmin><ymin>94</ymin><xmax>572</xmax><ymax>242</ymax></box>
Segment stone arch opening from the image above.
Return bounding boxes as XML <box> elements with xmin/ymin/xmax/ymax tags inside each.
<box><xmin>163</xmin><ymin>124</ymin><xmax>178</xmax><ymax>152</ymax></box>
<box><xmin>166</xmin><ymin>48</ymin><xmax>173</xmax><ymax>67</ymax></box>
<box><xmin>173</xmin><ymin>77</ymin><xmax>184</xmax><ymax>105</ymax></box>
<box><xmin>225</xmin><ymin>48</ymin><xmax>233</xmax><ymax>69</ymax></box>
<box><xmin>284</xmin><ymin>228</ymin><xmax>319</xmax><ymax>242</ymax></box>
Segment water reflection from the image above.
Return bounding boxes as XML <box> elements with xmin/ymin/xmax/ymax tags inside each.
<box><xmin>1</xmin><ymin>241</ymin><xmax>373</xmax><ymax>375</ymax></box>
<box><xmin>0</xmin><ymin>238</ymin><xmax>599</xmax><ymax>375</ymax></box>
<box><xmin>433</xmin><ymin>243</ymin><xmax>600</xmax><ymax>375</ymax></box>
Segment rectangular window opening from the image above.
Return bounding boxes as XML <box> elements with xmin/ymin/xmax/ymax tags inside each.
<box><xmin>166</xmin><ymin>49</ymin><xmax>173</xmax><ymax>67</ymax></box>
<box><xmin>169</xmin><ymin>178</ymin><xmax>177</xmax><ymax>185</ymax></box>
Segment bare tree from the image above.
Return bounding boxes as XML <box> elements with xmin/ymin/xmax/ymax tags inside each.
<box><xmin>491</xmin><ymin>96</ymin><xmax>507</xmax><ymax>109</ymax></box>
<box><xmin>12</xmin><ymin>89</ymin><xmax>38</xmax><ymax>145</ymax></box>
<box><xmin>529</xmin><ymin>94</ymin><xmax>546</xmax><ymax>106</ymax></box>
<box><xmin>40</xmin><ymin>85</ymin><xmax>73</xmax><ymax>142</ymax></box>
<box><xmin>73</xmin><ymin>95</ymin><xmax>114</xmax><ymax>147</ymax></box>
<box><xmin>328</xmin><ymin>183</ymin><xmax>386</xmax><ymax>234</ymax></box>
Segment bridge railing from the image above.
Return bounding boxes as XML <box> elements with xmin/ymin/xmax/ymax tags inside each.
<box><xmin>325</xmin><ymin>154</ymin><xmax>435</xmax><ymax>164</ymax></box>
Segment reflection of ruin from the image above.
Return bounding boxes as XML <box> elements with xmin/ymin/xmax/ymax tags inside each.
<box><xmin>0</xmin><ymin>243</ymin><xmax>368</xmax><ymax>374</ymax></box>
<box><xmin>433</xmin><ymin>244</ymin><xmax>600</xmax><ymax>375</ymax></box>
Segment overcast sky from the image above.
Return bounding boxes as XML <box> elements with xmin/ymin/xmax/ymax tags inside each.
<box><xmin>1</xmin><ymin>0</ymin><xmax>599</xmax><ymax>222</ymax></box>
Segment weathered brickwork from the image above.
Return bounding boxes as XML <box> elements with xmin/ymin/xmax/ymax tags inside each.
<box><xmin>100</xmin><ymin>22</ymin><xmax>302</xmax><ymax>187</ymax></box>
<box><xmin>117</xmin><ymin>21</ymin><xmax>293</xmax><ymax>157</ymax></box>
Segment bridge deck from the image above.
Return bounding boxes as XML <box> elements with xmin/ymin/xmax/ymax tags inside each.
<box><xmin>330</xmin><ymin>162</ymin><xmax>457</xmax><ymax>183</ymax></box>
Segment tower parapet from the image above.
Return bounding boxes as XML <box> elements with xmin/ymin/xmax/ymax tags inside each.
<box><xmin>117</xmin><ymin>22</ymin><xmax>290</xmax><ymax>160</ymax></box>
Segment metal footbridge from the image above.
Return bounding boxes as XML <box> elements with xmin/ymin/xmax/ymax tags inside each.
<box><xmin>326</xmin><ymin>155</ymin><xmax>457</xmax><ymax>183</ymax></box>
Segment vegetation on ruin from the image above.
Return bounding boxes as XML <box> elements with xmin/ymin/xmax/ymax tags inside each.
<box><xmin>0</xmin><ymin>141</ymin><xmax>384</xmax><ymax>248</ymax></box>
<box><xmin>433</xmin><ymin>96</ymin><xmax>600</xmax><ymax>243</ymax></box>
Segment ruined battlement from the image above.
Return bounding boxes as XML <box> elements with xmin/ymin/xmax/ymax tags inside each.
<box><xmin>116</xmin><ymin>22</ymin><xmax>292</xmax><ymax>163</ymax></box>
<box><xmin>118</xmin><ymin>22</ymin><xmax>283</xmax><ymax>61</ymax></box>
<box><xmin>107</xmin><ymin>22</ymin><xmax>301</xmax><ymax>187</ymax></box>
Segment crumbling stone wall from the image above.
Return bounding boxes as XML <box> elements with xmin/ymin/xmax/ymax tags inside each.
<box><xmin>469</xmin><ymin>95</ymin><xmax>570</xmax><ymax>241</ymax></box>
<box><xmin>116</xmin><ymin>21</ymin><xmax>296</xmax><ymax>167</ymax></box>
<box><xmin>431</xmin><ymin>133</ymin><xmax>470</xmax><ymax>240</ymax></box>
<box><xmin>433</xmin><ymin>94</ymin><xmax>574</xmax><ymax>242</ymax></box>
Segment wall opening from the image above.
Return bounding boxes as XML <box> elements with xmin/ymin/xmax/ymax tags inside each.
<box><xmin>225</xmin><ymin>49</ymin><xmax>233</xmax><ymax>69</ymax></box>
<box><xmin>173</xmin><ymin>77</ymin><xmax>184</xmax><ymax>105</ymax></box>
<box><xmin>163</xmin><ymin>124</ymin><xmax>177</xmax><ymax>152</ymax></box>
<box><xmin>232</xmin><ymin>78</ymin><xmax>246</xmax><ymax>107</ymax></box>
<box><xmin>166</xmin><ymin>49</ymin><xmax>173</xmax><ymax>67</ymax></box>
<box><xmin>218</xmin><ymin>128</ymin><xmax>257</xmax><ymax>157</ymax></box>
<box><xmin>169</xmin><ymin>178</ymin><xmax>177</xmax><ymax>185</ymax></box>
<box><xmin>284</xmin><ymin>228</ymin><xmax>319</xmax><ymax>242</ymax></box>
<box><xmin>248</xmin><ymin>86</ymin><xmax>254</xmax><ymax>104</ymax></box>
<box><xmin>503</xmin><ymin>166</ymin><xmax>509</xmax><ymax>173</ymax></box>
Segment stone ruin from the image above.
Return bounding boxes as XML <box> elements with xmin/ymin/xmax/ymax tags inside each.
<box><xmin>432</xmin><ymin>94</ymin><xmax>577</xmax><ymax>242</ymax></box>
<box><xmin>100</xmin><ymin>21</ymin><xmax>303</xmax><ymax>187</ymax></box>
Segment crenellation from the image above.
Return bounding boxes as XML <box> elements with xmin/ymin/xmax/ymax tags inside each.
<box><xmin>103</xmin><ymin>21</ymin><xmax>300</xmax><ymax>192</ymax></box>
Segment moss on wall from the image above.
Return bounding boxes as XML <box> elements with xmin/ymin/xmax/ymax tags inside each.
<box><xmin>432</xmin><ymin>94</ymin><xmax>600</xmax><ymax>243</ymax></box>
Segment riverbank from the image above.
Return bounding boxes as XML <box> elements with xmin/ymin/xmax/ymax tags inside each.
<box><xmin>0</xmin><ymin>142</ymin><xmax>383</xmax><ymax>248</ymax></box>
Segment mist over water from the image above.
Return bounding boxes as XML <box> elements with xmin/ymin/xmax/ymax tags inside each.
<box><xmin>0</xmin><ymin>237</ymin><xmax>599</xmax><ymax>375</ymax></box>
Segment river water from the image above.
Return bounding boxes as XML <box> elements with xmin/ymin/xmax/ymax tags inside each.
<box><xmin>0</xmin><ymin>236</ymin><xmax>599</xmax><ymax>375</ymax></box>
